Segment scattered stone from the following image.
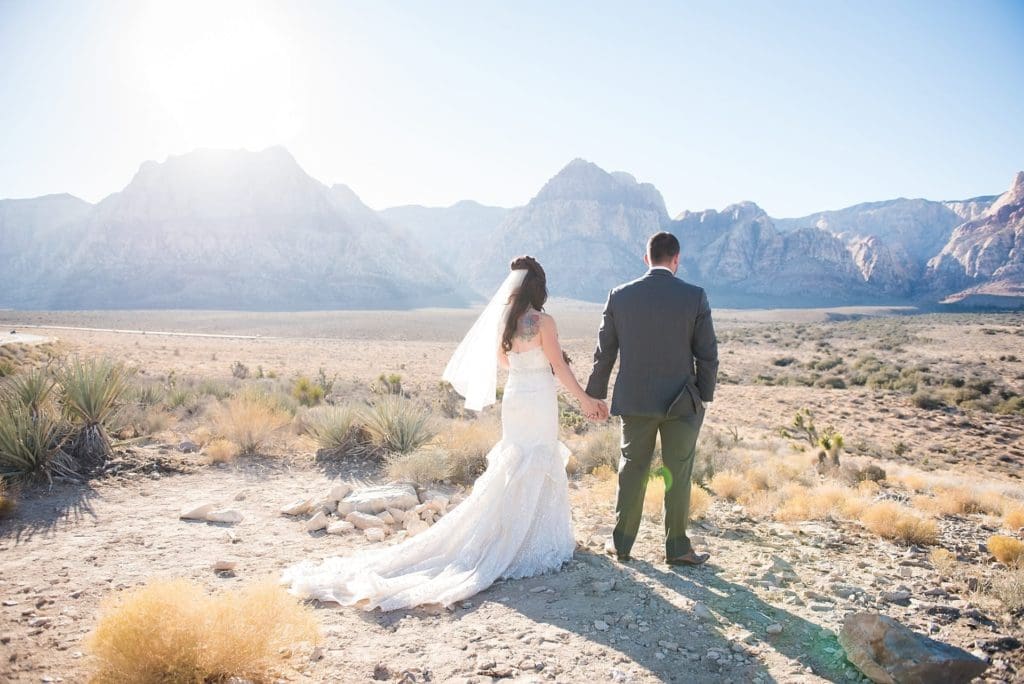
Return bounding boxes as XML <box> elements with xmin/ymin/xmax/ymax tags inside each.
<box><xmin>305</xmin><ymin>511</ymin><xmax>329</xmax><ymax>532</ymax></box>
<box><xmin>365</xmin><ymin>528</ymin><xmax>386</xmax><ymax>543</ymax></box>
<box><xmin>882</xmin><ymin>590</ymin><xmax>912</xmax><ymax>606</ymax></box>
<box><xmin>336</xmin><ymin>501</ymin><xmax>355</xmax><ymax>516</ymax></box>
<box><xmin>377</xmin><ymin>511</ymin><xmax>395</xmax><ymax>525</ymax></box>
<box><xmin>205</xmin><ymin>509</ymin><xmax>243</xmax><ymax>524</ymax></box>
<box><xmin>693</xmin><ymin>602</ymin><xmax>715</xmax><ymax>622</ymax></box>
<box><xmin>387</xmin><ymin>507</ymin><xmax>406</xmax><ymax>523</ymax></box>
<box><xmin>346</xmin><ymin>511</ymin><xmax>386</xmax><ymax>530</ymax></box>
<box><xmin>838</xmin><ymin>612</ymin><xmax>988</xmax><ymax>684</ymax></box>
<box><xmin>178</xmin><ymin>440</ymin><xmax>198</xmax><ymax>453</ymax></box>
<box><xmin>404</xmin><ymin>518</ymin><xmax>429</xmax><ymax>536</ymax></box>
<box><xmin>592</xmin><ymin>579</ymin><xmax>616</xmax><ymax>594</ymax></box>
<box><xmin>281</xmin><ymin>498</ymin><xmax>314</xmax><ymax>516</ymax></box>
<box><xmin>213</xmin><ymin>560</ymin><xmax>237</xmax><ymax>572</ymax></box>
<box><xmin>326</xmin><ymin>521</ymin><xmax>355</xmax><ymax>535</ymax></box>
<box><xmin>179</xmin><ymin>503</ymin><xmax>217</xmax><ymax>520</ymax></box>
<box><xmin>594</xmin><ymin>620</ymin><xmax>609</xmax><ymax>632</ymax></box>
<box><xmin>328</xmin><ymin>482</ymin><xmax>353</xmax><ymax>502</ymax></box>
<box><xmin>343</xmin><ymin>484</ymin><xmax>419</xmax><ymax>514</ymax></box>
<box><xmin>767</xmin><ymin>623</ymin><xmax>783</xmax><ymax>635</ymax></box>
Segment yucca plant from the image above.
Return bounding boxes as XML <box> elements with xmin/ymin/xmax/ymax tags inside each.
<box><xmin>1</xmin><ymin>366</ymin><xmax>57</xmax><ymax>417</ymax></box>
<box><xmin>0</xmin><ymin>404</ymin><xmax>72</xmax><ymax>482</ymax></box>
<box><xmin>304</xmin><ymin>404</ymin><xmax>362</xmax><ymax>454</ymax></box>
<box><xmin>363</xmin><ymin>396</ymin><xmax>437</xmax><ymax>454</ymax></box>
<box><xmin>59</xmin><ymin>357</ymin><xmax>132</xmax><ymax>466</ymax></box>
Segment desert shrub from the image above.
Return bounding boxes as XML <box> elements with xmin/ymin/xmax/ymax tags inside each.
<box><xmin>130</xmin><ymin>381</ymin><xmax>166</xmax><ymax>408</ymax></box>
<box><xmin>303</xmin><ymin>405</ymin><xmax>362</xmax><ymax>455</ymax></box>
<box><xmin>995</xmin><ymin>396</ymin><xmax>1024</xmax><ymax>415</ymax></box>
<box><xmin>2</xmin><ymin>367</ymin><xmax>57</xmax><ymax>416</ymax></box>
<box><xmin>238</xmin><ymin>384</ymin><xmax>298</xmax><ymax>416</ymax></box>
<box><xmin>929</xmin><ymin>547</ymin><xmax>958</xmax><ymax>577</ymax></box>
<box><xmin>860</xmin><ymin>502</ymin><xmax>938</xmax><ymax>545</ymax></box>
<box><xmin>918</xmin><ymin>486</ymin><xmax>1007</xmax><ymax>516</ymax></box>
<box><xmin>376</xmin><ymin>373</ymin><xmax>403</xmax><ymax>395</ymax></box>
<box><xmin>772</xmin><ymin>483</ymin><xmax>866</xmax><ymax>522</ymax></box>
<box><xmin>86</xmin><ymin>578</ymin><xmax>319</xmax><ymax>683</ymax></box>
<box><xmin>0</xmin><ymin>404</ymin><xmax>71</xmax><ymax>481</ymax></box>
<box><xmin>574</xmin><ymin>422</ymin><xmax>621</xmax><ymax>474</ymax></box>
<box><xmin>689</xmin><ymin>484</ymin><xmax>711</xmax><ymax>520</ymax></box>
<box><xmin>59</xmin><ymin>357</ymin><xmax>132</xmax><ymax>464</ymax></box>
<box><xmin>111</xmin><ymin>404</ymin><xmax>173</xmax><ymax>438</ymax></box>
<box><xmin>291</xmin><ymin>376</ymin><xmax>324</xmax><ymax>407</ymax></box>
<box><xmin>988</xmin><ymin>535</ymin><xmax>1024</xmax><ymax>566</ymax></box>
<box><xmin>213</xmin><ymin>396</ymin><xmax>290</xmax><ymax>456</ymax></box>
<box><xmin>385</xmin><ymin>446</ymin><xmax>451</xmax><ymax>483</ymax></box>
<box><xmin>709</xmin><ymin>470</ymin><xmax>745</xmax><ymax>501</ymax></box>
<box><xmin>817</xmin><ymin>376</ymin><xmax>847</xmax><ymax>389</ymax></box>
<box><xmin>692</xmin><ymin>427</ymin><xmax>740</xmax><ymax>482</ymax></box>
<box><xmin>364</xmin><ymin>396</ymin><xmax>436</xmax><ymax>454</ymax></box>
<box><xmin>1004</xmin><ymin>506</ymin><xmax>1024</xmax><ymax>531</ymax></box>
<box><xmin>813</xmin><ymin>356</ymin><xmax>844</xmax><ymax>371</ymax></box>
<box><xmin>434</xmin><ymin>417</ymin><xmax>500</xmax><ymax>484</ymax></box>
<box><xmin>230</xmin><ymin>361</ymin><xmax>250</xmax><ymax>379</ymax></box>
<box><xmin>988</xmin><ymin>566</ymin><xmax>1024</xmax><ymax>612</ymax></box>
<box><xmin>166</xmin><ymin>388</ymin><xmax>198</xmax><ymax>411</ymax></box>
<box><xmin>197</xmin><ymin>379</ymin><xmax>233</xmax><ymax>400</ymax></box>
<box><xmin>911</xmin><ymin>391</ymin><xmax>945</xmax><ymax>410</ymax></box>
<box><xmin>0</xmin><ymin>359</ymin><xmax>15</xmax><ymax>377</ymax></box>
<box><xmin>203</xmin><ymin>439</ymin><xmax>239</xmax><ymax>465</ymax></box>
<box><xmin>772</xmin><ymin>357</ymin><xmax>797</xmax><ymax>367</ymax></box>
<box><xmin>190</xmin><ymin>426</ymin><xmax>213</xmax><ymax>448</ymax></box>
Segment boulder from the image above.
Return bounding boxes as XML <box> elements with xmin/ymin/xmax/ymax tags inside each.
<box><xmin>838</xmin><ymin>612</ymin><xmax>988</xmax><ymax>684</ymax></box>
<box><xmin>336</xmin><ymin>501</ymin><xmax>355</xmax><ymax>516</ymax></box>
<box><xmin>342</xmin><ymin>484</ymin><xmax>419</xmax><ymax>514</ymax></box>
<box><xmin>280</xmin><ymin>498</ymin><xmax>314</xmax><ymax>516</ymax></box>
<box><xmin>326</xmin><ymin>521</ymin><xmax>355</xmax><ymax>535</ymax></box>
<box><xmin>180</xmin><ymin>503</ymin><xmax>217</xmax><ymax>520</ymax></box>
<box><xmin>377</xmin><ymin>511</ymin><xmax>395</xmax><ymax>525</ymax></box>
<box><xmin>346</xmin><ymin>511</ymin><xmax>386</xmax><ymax>530</ymax></box>
<box><xmin>364</xmin><ymin>527</ymin><xmax>386</xmax><ymax>543</ymax></box>
<box><xmin>205</xmin><ymin>509</ymin><xmax>243</xmax><ymax>524</ymax></box>
<box><xmin>305</xmin><ymin>511</ymin><xmax>329</xmax><ymax>532</ymax></box>
<box><xmin>387</xmin><ymin>507</ymin><xmax>406</xmax><ymax>523</ymax></box>
<box><xmin>328</xmin><ymin>482</ymin><xmax>353</xmax><ymax>502</ymax></box>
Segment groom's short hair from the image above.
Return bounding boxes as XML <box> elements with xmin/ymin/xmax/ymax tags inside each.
<box><xmin>647</xmin><ymin>232</ymin><xmax>680</xmax><ymax>264</ymax></box>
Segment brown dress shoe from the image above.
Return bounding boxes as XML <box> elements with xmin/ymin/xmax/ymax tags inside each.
<box><xmin>666</xmin><ymin>551</ymin><xmax>710</xmax><ymax>566</ymax></box>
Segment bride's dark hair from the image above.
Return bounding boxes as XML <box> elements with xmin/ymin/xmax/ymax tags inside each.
<box><xmin>501</xmin><ymin>256</ymin><xmax>547</xmax><ymax>353</ymax></box>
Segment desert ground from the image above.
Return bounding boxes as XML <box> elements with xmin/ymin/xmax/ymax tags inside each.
<box><xmin>1</xmin><ymin>305</ymin><xmax>1022</xmax><ymax>683</ymax></box>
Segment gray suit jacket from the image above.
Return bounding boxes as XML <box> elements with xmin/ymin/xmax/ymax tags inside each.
<box><xmin>585</xmin><ymin>269</ymin><xmax>718</xmax><ymax>417</ymax></box>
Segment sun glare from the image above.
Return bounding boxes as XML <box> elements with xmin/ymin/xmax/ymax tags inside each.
<box><xmin>133</xmin><ymin>1</ymin><xmax>304</xmax><ymax>151</ymax></box>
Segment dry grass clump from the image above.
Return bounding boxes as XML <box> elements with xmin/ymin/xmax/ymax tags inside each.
<box><xmin>385</xmin><ymin>446</ymin><xmax>451</xmax><ymax>484</ymax></box>
<box><xmin>642</xmin><ymin>475</ymin><xmax>711</xmax><ymax>522</ymax></box>
<box><xmin>303</xmin><ymin>404</ymin><xmax>362</xmax><ymax>455</ymax></box>
<box><xmin>689</xmin><ymin>484</ymin><xmax>711</xmax><ymax>520</ymax></box>
<box><xmin>988</xmin><ymin>566</ymin><xmax>1024</xmax><ymax>612</ymax></box>
<box><xmin>987</xmin><ymin>535</ymin><xmax>1024</xmax><ymax>566</ymax></box>
<box><xmin>213</xmin><ymin>396</ymin><xmax>290</xmax><ymax>456</ymax></box>
<box><xmin>190</xmin><ymin>425</ymin><xmax>213</xmax><ymax>448</ymax></box>
<box><xmin>574</xmin><ymin>422</ymin><xmax>621</xmax><ymax>473</ymax></box>
<box><xmin>929</xmin><ymin>547</ymin><xmax>958</xmax><ymax>577</ymax></box>
<box><xmin>709</xmin><ymin>470</ymin><xmax>745</xmax><ymax>501</ymax></box>
<box><xmin>203</xmin><ymin>439</ymin><xmax>239</xmax><ymax>465</ymax></box>
<box><xmin>913</xmin><ymin>485</ymin><xmax>1007</xmax><ymax>517</ymax></box>
<box><xmin>1003</xmin><ymin>505</ymin><xmax>1024</xmax><ymax>531</ymax></box>
<box><xmin>364</xmin><ymin>396</ymin><xmax>436</xmax><ymax>454</ymax></box>
<box><xmin>774</xmin><ymin>484</ymin><xmax>873</xmax><ymax>522</ymax></box>
<box><xmin>433</xmin><ymin>417</ymin><xmax>500</xmax><ymax>484</ymax></box>
<box><xmin>87</xmin><ymin>578</ymin><xmax>319</xmax><ymax>683</ymax></box>
<box><xmin>860</xmin><ymin>501</ymin><xmax>938</xmax><ymax>545</ymax></box>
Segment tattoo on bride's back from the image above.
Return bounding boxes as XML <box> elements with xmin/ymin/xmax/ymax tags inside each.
<box><xmin>516</xmin><ymin>313</ymin><xmax>540</xmax><ymax>342</ymax></box>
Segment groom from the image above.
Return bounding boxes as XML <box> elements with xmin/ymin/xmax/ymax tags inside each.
<box><xmin>585</xmin><ymin>231</ymin><xmax>719</xmax><ymax>566</ymax></box>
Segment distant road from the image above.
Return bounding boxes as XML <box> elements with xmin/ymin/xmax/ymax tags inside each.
<box><xmin>3</xmin><ymin>324</ymin><xmax>269</xmax><ymax>341</ymax></box>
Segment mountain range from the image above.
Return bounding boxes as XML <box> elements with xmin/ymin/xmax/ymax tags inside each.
<box><xmin>1</xmin><ymin>147</ymin><xmax>1021</xmax><ymax>310</ymax></box>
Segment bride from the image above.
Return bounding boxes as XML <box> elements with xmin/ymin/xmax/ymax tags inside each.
<box><xmin>282</xmin><ymin>256</ymin><xmax>605</xmax><ymax>610</ymax></box>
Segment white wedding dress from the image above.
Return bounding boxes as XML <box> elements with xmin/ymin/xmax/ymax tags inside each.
<box><xmin>282</xmin><ymin>346</ymin><xmax>575</xmax><ymax>610</ymax></box>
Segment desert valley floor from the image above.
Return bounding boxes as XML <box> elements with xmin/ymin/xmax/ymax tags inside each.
<box><xmin>0</xmin><ymin>305</ymin><xmax>1022</xmax><ymax>683</ymax></box>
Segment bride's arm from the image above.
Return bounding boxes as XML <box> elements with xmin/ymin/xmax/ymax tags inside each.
<box><xmin>497</xmin><ymin>346</ymin><xmax>509</xmax><ymax>370</ymax></box>
<box><xmin>539</xmin><ymin>314</ymin><xmax>602</xmax><ymax>416</ymax></box>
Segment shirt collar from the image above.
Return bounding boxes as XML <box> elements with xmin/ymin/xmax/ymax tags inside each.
<box><xmin>648</xmin><ymin>266</ymin><xmax>674</xmax><ymax>275</ymax></box>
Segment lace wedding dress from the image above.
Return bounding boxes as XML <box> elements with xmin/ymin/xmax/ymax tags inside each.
<box><xmin>282</xmin><ymin>346</ymin><xmax>575</xmax><ymax>610</ymax></box>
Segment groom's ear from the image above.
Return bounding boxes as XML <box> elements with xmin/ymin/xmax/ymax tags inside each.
<box><xmin>643</xmin><ymin>253</ymin><xmax>650</xmax><ymax>267</ymax></box>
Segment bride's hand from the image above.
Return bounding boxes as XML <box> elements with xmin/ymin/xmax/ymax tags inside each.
<box><xmin>581</xmin><ymin>395</ymin><xmax>607</xmax><ymax>421</ymax></box>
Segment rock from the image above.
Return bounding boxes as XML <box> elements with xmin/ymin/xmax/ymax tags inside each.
<box><xmin>365</xmin><ymin>527</ymin><xmax>386</xmax><ymax>543</ymax></box>
<box><xmin>346</xmin><ymin>511</ymin><xmax>386</xmax><ymax>530</ymax></box>
<box><xmin>305</xmin><ymin>511</ymin><xmax>329</xmax><ymax>532</ymax></box>
<box><xmin>838</xmin><ymin>612</ymin><xmax>988</xmax><ymax>684</ymax></box>
<box><xmin>592</xmin><ymin>579</ymin><xmax>616</xmax><ymax>594</ymax></box>
<box><xmin>213</xmin><ymin>560</ymin><xmax>237</xmax><ymax>572</ymax></box>
<box><xmin>387</xmin><ymin>507</ymin><xmax>406</xmax><ymax>523</ymax></box>
<box><xmin>405</xmin><ymin>518</ymin><xmax>429</xmax><ymax>536</ymax></box>
<box><xmin>328</xmin><ymin>482</ymin><xmax>353</xmax><ymax>502</ymax></box>
<box><xmin>343</xmin><ymin>484</ymin><xmax>419</xmax><ymax>514</ymax></box>
<box><xmin>766</xmin><ymin>623</ymin><xmax>783</xmax><ymax>635</ymax></box>
<box><xmin>594</xmin><ymin>620</ymin><xmax>609</xmax><ymax>631</ymax></box>
<box><xmin>376</xmin><ymin>511</ymin><xmax>395</xmax><ymax>525</ymax></box>
<box><xmin>178</xmin><ymin>440</ymin><xmax>198</xmax><ymax>453</ymax></box>
<box><xmin>205</xmin><ymin>509</ymin><xmax>243</xmax><ymax>524</ymax></box>
<box><xmin>693</xmin><ymin>602</ymin><xmax>715</xmax><ymax>622</ymax></box>
<box><xmin>281</xmin><ymin>498</ymin><xmax>314</xmax><ymax>516</ymax></box>
<box><xmin>336</xmin><ymin>501</ymin><xmax>355</xmax><ymax>516</ymax></box>
<box><xmin>179</xmin><ymin>503</ymin><xmax>217</xmax><ymax>520</ymax></box>
<box><xmin>326</xmin><ymin>521</ymin><xmax>355</xmax><ymax>535</ymax></box>
<box><xmin>882</xmin><ymin>590</ymin><xmax>912</xmax><ymax>606</ymax></box>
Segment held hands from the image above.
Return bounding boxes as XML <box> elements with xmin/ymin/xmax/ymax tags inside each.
<box><xmin>581</xmin><ymin>395</ymin><xmax>609</xmax><ymax>421</ymax></box>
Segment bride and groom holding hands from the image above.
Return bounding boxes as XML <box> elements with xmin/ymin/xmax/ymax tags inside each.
<box><xmin>283</xmin><ymin>231</ymin><xmax>719</xmax><ymax>611</ymax></box>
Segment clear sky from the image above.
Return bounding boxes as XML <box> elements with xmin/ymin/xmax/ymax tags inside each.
<box><xmin>1</xmin><ymin>0</ymin><xmax>1022</xmax><ymax>217</ymax></box>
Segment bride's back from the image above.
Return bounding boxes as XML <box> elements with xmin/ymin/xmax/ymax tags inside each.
<box><xmin>507</xmin><ymin>309</ymin><xmax>546</xmax><ymax>354</ymax></box>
